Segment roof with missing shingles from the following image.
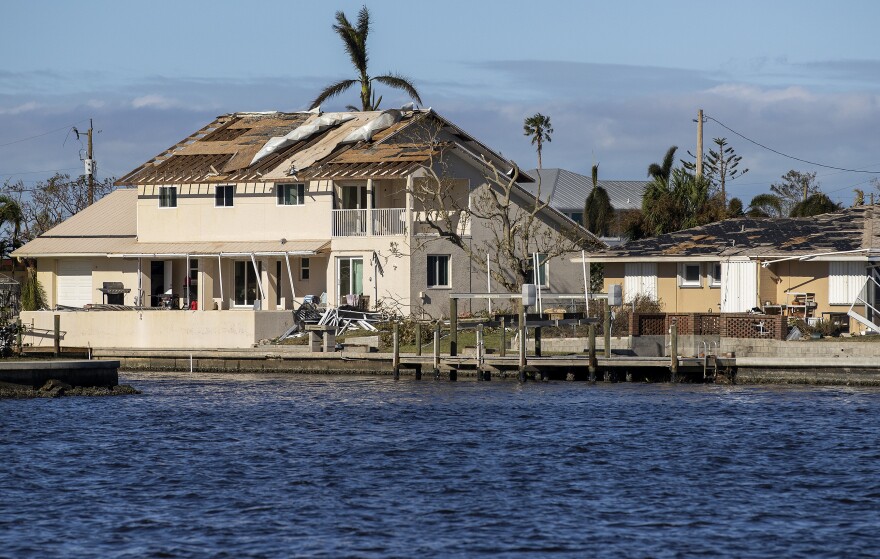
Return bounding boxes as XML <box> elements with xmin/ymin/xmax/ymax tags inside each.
<box><xmin>587</xmin><ymin>205</ymin><xmax>880</xmax><ymax>261</ymax></box>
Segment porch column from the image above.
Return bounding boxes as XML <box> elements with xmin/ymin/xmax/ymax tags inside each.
<box><xmin>284</xmin><ymin>253</ymin><xmax>296</xmax><ymax>308</ymax></box>
<box><xmin>264</xmin><ymin>257</ymin><xmax>276</xmax><ymax>311</ymax></box>
<box><xmin>405</xmin><ymin>174</ymin><xmax>413</xmax><ymax>237</ymax></box>
<box><xmin>366</xmin><ymin>178</ymin><xmax>374</xmax><ymax>236</ymax></box>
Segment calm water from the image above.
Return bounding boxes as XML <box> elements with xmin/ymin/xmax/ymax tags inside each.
<box><xmin>1</xmin><ymin>373</ymin><xmax>879</xmax><ymax>558</ymax></box>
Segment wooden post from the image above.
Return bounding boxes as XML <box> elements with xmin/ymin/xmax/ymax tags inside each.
<box><xmin>392</xmin><ymin>321</ymin><xmax>400</xmax><ymax>380</ymax></box>
<box><xmin>518</xmin><ymin>300</ymin><xmax>526</xmax><ymax>382</ymax></box>
<box><xmin>670</xmin><ymin>321</ymin><xmax>679</xmax><ymax>382</ymax></box>
<box><xmin>449</xmin><ymin>297</ymin><xmax>458</xmax><ymax>357</ymax></box>
<box><xmin>15</xmin><ymin>317</ymin><xmax>22</xmax><ymax>355</ymax></box>
<box><xmin>588</xmin><ymin>323</ymin><xmax>597</xmax><ymax>382</ymax></box>
<box><xmin>415</xmin><ymin>322</ymin><xmax>422</xmax><ymax>356</ymax></box>
<box><xmin>603</xmin><ymin>299</ymin><xmax>611</xmax><ymax>358</ymax></box>
<box><xmin>534</xmin><ymin>326</ymin><xmax>542</xmax><ymax>357</ymax></box>
<box><xmin>499</xmin><ymin>316</ymin><xmax>506</xmax><ymax>357</ymax></box>
<box><xmin>433</xmin><ymin>321</ymin><xmax>441</xmax><ymax>379</ymax></box>
<box><xmin>53</xmin><ymin>314</ymin><xmax>60</xmax><ymax>357</ymax></box>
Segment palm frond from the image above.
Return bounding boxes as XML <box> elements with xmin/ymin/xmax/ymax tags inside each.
<box><xmin>356</xmin><ymin>5</ymin><xmax>370</xmax><ymax>42</ymax></box>
<box><xmin>333</xmin><ymin>11</ymin><xmax>368</xmax><ymax>74</ymax></box>
<box><xmin>373</xmin><ymin>74</ymin><xmax>423</xmax><ymax>105</ymax></box>
<box><xmin>309</xmin><ymin>79</ymin><xmax>358</xmax><ymax>109</ymax></box>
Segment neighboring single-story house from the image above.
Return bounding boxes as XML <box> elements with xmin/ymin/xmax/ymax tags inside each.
<box><xmin>519</xmin><ymin>168</ymin><xmax>648</xmax><ymax>239</ymax></box>
<box><xmin>578</xmin><ymin>205</ymin><xmax>880</xmax><ymax>332</ymax></box>
<box><xmin>14</xmin><ymin>108</ymin><xmax>600</xmax><ymax>348</ymax></box>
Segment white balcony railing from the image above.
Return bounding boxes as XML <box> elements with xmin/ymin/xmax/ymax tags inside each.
<box><xmin>332</xmin><ymin>208</ymin><xmax>407</xmax><ymax>237</ymax></box>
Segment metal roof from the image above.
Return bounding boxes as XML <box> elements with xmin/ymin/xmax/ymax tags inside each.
<box><xmin>15</xmin><ymin>237</ymin><xmax>329</xmax><ymax>258</ymax></box>
<box><xmin>519</xmin><ymin>168</ymin><xmax>648</xmax><ymax>211</ymax></box>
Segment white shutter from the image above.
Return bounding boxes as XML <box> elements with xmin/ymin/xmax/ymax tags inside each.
<box><xmin>624</xmin><ymin>263</ymin><xmax>657</xmax><ymax>302</ymax></box>
<box><xmin>829</xmin><ymin>261</ymin><xmax>865</xmax><ymax>305</ymax></box>
<box><xmin>57</xmin><ymin>260</ymin><xmax>93</xmax><ymax>307</ymax></box>
<box><xmin>720</xmin><ymin>260</ymin><xmax>757</xmax><ymax>312</ymax></box>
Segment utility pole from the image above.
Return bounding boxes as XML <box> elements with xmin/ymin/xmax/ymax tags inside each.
<box><xmin>696</xmin><ymin>109</ymin><xmax>704</xmax><ymax>179</ymax></box>
<box><xmin>86</xmin><ymin>119</ymin><xmax>95</xmax><ymax>206</ymax></box>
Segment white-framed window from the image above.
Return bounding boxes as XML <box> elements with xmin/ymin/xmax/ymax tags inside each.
<box><xmin>709</xmin><ymin>262</ymin><xmax>722</xmax><ymax>287</ymax></box>
<box><xmin>427</xmin><ymin>255</ymin><xmax>450</xmax><ymax>288</ymax></box>
<box><xmin>158</xmin><ymin>186</ymin><xmax>177</xmax><ymax>208</ymax></box>
<box><xmin>679</xmin><ymin>263</ymin><xmax>702</xmax><ymax>287</ymax></box>
<box><xmin>277</xmin><ymin>183</ymin><xmax>305</xmax><ymax>206</ymax></box>
<box><xmin>528</xmin><ymin>253</ymin><xmax>549</xmax><ymax>288</ymax></box>
<box><xmin>215</xmin><ymin>185</ymin><xmax>234</xmax><ymax>207</ymax></box>
<box><xmin>300</xmin><ymin>257</ymin><xmax>310</xmax><ymax>281</ymax></box>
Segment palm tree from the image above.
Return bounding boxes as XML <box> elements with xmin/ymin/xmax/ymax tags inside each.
<box><xmin>747</xmin><ymin>193</ymin><xmax>784</xmax><ymax>218</ymax></box>
<box><xmin>647</xmin><ymin>145</ymin><xmax>678</xmax><ymax>186</ymax></box>
<box><xmin>523</xmin><ymin>113</ymin><xmax>553</xmax><ymax>169</ymax></box>
<box><xmin>790</xmin><ymin>193</ymin><xmax>841</xmax><ymax>217</ymax></box>
<box><xmin>0</xmin><ymin>195</ymin><xmax>23</xmax><ymax>260</ymax></box>
<box><xmin>310</xmin><ymin>6</ymin><xmax>423</xmax><ymax>111</ymax></box>
<box><xmin>584</xmin><ymin>164</ymin><xmax>614</xmax><ymax>236</ymax></box>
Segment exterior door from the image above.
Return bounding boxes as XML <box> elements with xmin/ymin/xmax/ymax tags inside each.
<box><xmin>337</xmin><ymin>257</ymin><xmax>363</xmax><ymax>304</ymax></box>
<box><xmin>720</xmin><ymin>260</ymin><xmax>757</xmax><ymax>312</ymax></box>
<box><xmin>57</xmin><ymin>259</ymin><xmax>93</xmax><ymax>307</ymax></box>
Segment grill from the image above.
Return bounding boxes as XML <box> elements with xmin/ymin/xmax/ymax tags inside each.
<box><xmin>98</xmin><ymin>282</ymin><xmax>131</xmax><ymax>304</ymax></box>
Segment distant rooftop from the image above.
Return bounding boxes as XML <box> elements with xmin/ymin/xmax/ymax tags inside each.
<box><xmin>518</xmin><ymin>168</ymin><xmax>648</xmax><ymax>211</ymax></box>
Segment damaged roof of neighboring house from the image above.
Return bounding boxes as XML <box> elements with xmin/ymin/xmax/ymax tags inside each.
<box><xmin>519</xmin><ymin>168</ymin><xmax>649</xmax><ymax>211</ymax></box>
<box><xmin>584</xmin><ymin>205</ymin><xmax>880</xmax><ymax>262</ymax></box>
<box><xmin>116</xmin><ymin>108</ymin><xmax>533</xmax><ymax>185</ymax></box>
<box><xmin>11</xmin><ymin>189</ymin><xmax>329</xmax><ymax>258</ymax></box>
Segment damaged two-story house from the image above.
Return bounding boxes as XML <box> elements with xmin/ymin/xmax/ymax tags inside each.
<box><xmin>14</xmin><ymin>108</ymin><xmax>600</xmax><ymax>348</ymax></box>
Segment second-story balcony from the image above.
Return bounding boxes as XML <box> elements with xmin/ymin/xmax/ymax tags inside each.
<box><xmin>332</xmin><ymin>208</ymin><xmax>407</xmax><ymax>237</ymax></box>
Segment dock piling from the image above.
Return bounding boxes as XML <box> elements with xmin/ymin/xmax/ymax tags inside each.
<box><xmin>392</xmin><ymin>322</ymin><xmax>400</xmax><ymax>380</ymax></box>
<box><xmin>500</xmin><ymin>317</ymin><xmax>506</xmax><ymax>357</ymax></box>
<box><xmin>534</xmin><ymin>326</ymin><xmax>542</xmax><ymax>357</ymax></box>
<box><xmin>53</xmin><ymin>314</ymin><xmax>60</xmax><ymax>357</ymax></box>
<box><xmin>670</xmin><ymin>321</ymin><xmax>679</xmax><ymax>382</ymax></box>
<box><xmin>603</xmin><ymin>299</ymin><xmax>611</xmax><ymax>358</ymax></box>
<box><xmin>433</xmin><ymin>321</ymin><xmax>440</xmax><ymax>379</ymax></box>
<box><xmin>518</xmin><ymin>301</ymin><xmax>526</xmax><ymax>383</ymax></box>
<box><xmin>588</xmin><ymin>323</ymin><xmax>597</xmax><ymax>382</ymax></box>
<box><xmin>415</xmin><ymin>322</ymin><xmax>422</xmax><ymax>356</ymax></box>
<box><xmin>449</xmin><ymin>298</ymin><xmax>458</xmax><ymax>357</ymax></box>
<box><xmin>15</xmin><ymin>318</ymin><xmax>21</xmax><ymax>355</ymax></box>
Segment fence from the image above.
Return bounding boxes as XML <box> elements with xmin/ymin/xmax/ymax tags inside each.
<box><xmin>630</xmin><ymin>312</ymin><xmax>786</xmax><ymax>340</ymax></box>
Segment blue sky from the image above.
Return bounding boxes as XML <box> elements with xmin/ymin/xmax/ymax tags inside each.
<box><xmin>3</xmin><ymin>0</ymin><xmax>880</xmax><ymax>204</ymax></box>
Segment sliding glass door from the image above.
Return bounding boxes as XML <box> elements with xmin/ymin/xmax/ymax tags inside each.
<box><xmin>337</xmin><ymin>257</ymin><xmax>363</xmax><ymax>303</ymax></box>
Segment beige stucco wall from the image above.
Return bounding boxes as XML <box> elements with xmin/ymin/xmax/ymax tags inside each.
<box><xmin>137</xmin><ymin>180</ymin><xmax>335</xmax><ymax>242</ymax></box>
<box><xmin>20</xmin><ymin>310</ymin><xmax>293</xmax><ymax>349</ymax></box>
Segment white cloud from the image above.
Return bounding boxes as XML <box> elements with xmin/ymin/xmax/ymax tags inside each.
<box><xmin>0</xmin><ymin>101</ymin><xmax>39</xmax><ymax>115</ymax></box>
<box><xmin>131</xmin><ymin>94</ymin><xmax>183</xmax><ymax>109</ymax></box>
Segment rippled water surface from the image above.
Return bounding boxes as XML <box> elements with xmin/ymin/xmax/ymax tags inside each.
<box><xmin>2</xmin><ymin>373</ymin><xmax>880</xmax><ymax>558</ymax></box>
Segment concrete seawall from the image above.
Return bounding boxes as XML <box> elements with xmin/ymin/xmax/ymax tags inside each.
<box><xmin>0</xmin><ymin>360</ymin><xmax>119</xmax><ymax>388</ymax></box>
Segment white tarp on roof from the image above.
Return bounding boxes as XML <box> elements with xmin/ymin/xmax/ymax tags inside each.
<box><xmin>250</xmin><ymin>113</ymin><xmax>357</xmax><ymax>166</ymax></box>
<box><xmin>341</xmin><ymin>109</ymin><xmax>401</xmax><ymax>144</ymax></box>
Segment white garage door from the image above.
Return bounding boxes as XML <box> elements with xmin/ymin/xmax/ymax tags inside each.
<box><xmin>57</xmin><ymin>260</ymin><xmax>93</xmax><ymax>307</ymax></box>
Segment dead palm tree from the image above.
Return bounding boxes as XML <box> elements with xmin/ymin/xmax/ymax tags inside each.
<box><xmin>523</xmin><ymin>113</ymin><xmax>553</xmax><ymax>169</ymax></box>
<box><xmin>310</xmin><ymin>6</ymin><xmax>423</xmax><ymax>111</ymax></box>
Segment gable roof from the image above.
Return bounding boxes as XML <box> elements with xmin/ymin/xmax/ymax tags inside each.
<box><xmin>117</xmin><ymin>109</ymin><xmax>533</xmax><ymax>185</ymax></box>
<box><xmin>586</xmin><ymin>205</ymin><xmax>880</xmax><ymax>262</ymax></box>
<box><xmin>519</xmin><ymin>168</ymin><xmax>648</xmax><ymax>211</ymax></box>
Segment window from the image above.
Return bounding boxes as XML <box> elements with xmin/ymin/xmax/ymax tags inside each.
<box><xmin>709</xmin><ymin>262</ymin><xmax>722</xmax><ymax>287</ymax></box>
<box><xmin>680</xmin><ymin>263</ymin><xmax>702</xmax><ymax>287</ymax></box>
<box><xmin>528</xmin><ymin>253</ymin><xmax>548</xmax><ymax>287</ymax></box>
<box><xmin>158</xmin><ymin>186</ymin><xmax>177</xmax><ymax>208</ymax></box>
<box><xmin>427</xmin><ymin>255</ymin><xmax>450</xmax><ymax>288</ymax></box>
<box><xmin>300</xmin><ymin>257</ymin><xmax>310</xmax><ymax>280</ymax></box>
<box><xmin>277</xmin><ymin>183</ymin><xmax>305</xmax><ymax>206</ymax></box>
<box><xmin>215</xmin><ymin>185</ymin><xmax>234</xmax><ymax>207</ymax></box>
<box><xmin>234</xmin><ymin>260</ymin><xmax>261</xmax><ymax>306</ymax></box>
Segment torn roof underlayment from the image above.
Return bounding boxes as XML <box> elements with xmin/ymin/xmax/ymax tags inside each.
<box><xmin>116</xmin><ymin>108</ymin><xmax>530</xmax><ymax>186</ymax></box>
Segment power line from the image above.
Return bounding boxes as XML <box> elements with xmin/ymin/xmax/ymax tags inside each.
<box><xmin>0</xmin><ymin>166</ymin><xmax>81</xmax><ymax>177</ymax></box>
<box><xmin>0</xmin><ymin>120</ymin><xmax>90</xmax><ymax>148</ymax></box>
<box><xmin>705</xmin><ymin>115</ymin><xmax>880</xmax><ymax>174</ymax></box>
